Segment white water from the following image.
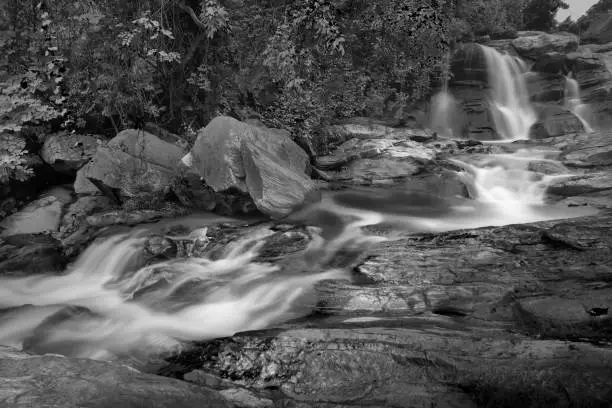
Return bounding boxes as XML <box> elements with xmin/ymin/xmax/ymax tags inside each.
<box><xmin>0</xmin><ymin>215</ymin><xmax>385</xmax><ymax>360</ymax></box>
<box><xmin>564</xmin><ymin>76</ymin><xmax>594</xmax><ymax>133</ymax></box>
<box><xmin>429</xmin><ymin>90</ymin><xmax>461</xmax><ymax>139</ymax></box>
<box><xmin>0</xmin><ymin>150</ymin><xmax>597</xmax><ymax>362</ymax></box>
<box><xmin>330</xmin><ymin>150</ymin><xmax>595</xmax><ymax>232</ymax></box>
<box><xmin>479</xmin><ymin>45</ymin><xmax>537</xmax><ymax>141</ymax></box>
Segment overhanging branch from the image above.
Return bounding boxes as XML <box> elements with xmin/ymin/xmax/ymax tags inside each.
<box><xmin>175</xmin><ymin>0</ymin><xmax>207</xmax><ymax>31</ymax></box>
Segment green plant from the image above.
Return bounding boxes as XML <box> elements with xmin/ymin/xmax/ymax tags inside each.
<box><xmin>0</xmin><ymin>133</ymin><xmax>34</xmax><ymax>184</ymax></box>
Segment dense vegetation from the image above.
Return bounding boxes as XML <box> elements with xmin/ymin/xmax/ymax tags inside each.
<box><xmin>0</xmin><ymin>0</ymin><xmax>586</xmax><ymax>183</ymax></box>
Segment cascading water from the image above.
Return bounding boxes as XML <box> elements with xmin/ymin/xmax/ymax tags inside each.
<box><xmin>0</xmin><ymin>215</ymin><xmax>385</xmax><ymax>360</ymax></box>
<box><xmin>479</xmin><ymin>45</ymin><xmax>537</xmax><ymax>140</ymax></box>
<box><xmin>564</xmin><ymin>75</ymin><xmax>594</xmax><ymax>132</ymax></box>
<box><xmin>0</xmin><ymin>149</ymin><xmax>597</xmax><ymax>361</ymax></box>
<box><xmin>330</xmin><ymin>150</ymin><xmax>595</xmax><ymax>232</ymax></box>
<box><xmin>429</xmin><ymin>51</ymin><xmax>461</xmax><ymax>138</ymax></box>
<box><xmin>429</xmin><ymin>91</ymin><xmax>461</xmax><ymax>139</ymax></box>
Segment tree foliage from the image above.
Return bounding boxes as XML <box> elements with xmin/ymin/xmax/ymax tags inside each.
<box><xmin>0</xmin><ymin>0</ymin><xmax>456</xmax><ymax>181</ymax></box>
<box><xmin>522</xmin><ymin>0</ymin><xmax>569</xmax><ymax>31</ymax></box>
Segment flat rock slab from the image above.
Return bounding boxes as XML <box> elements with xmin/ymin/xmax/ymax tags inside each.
<box><xmin>341</xmin><ymin>214</ymin><xmax>612</xmax><ymax>330</ymax></box>
<box><xmin>0</xmin><ymin>346</ymin><xmax>230</xmax><ymax>408</ymax></box>
<box><xmin>164</xmin><ymin>321</ymin><xmax>612</xmax><ymax>407</ymax></box>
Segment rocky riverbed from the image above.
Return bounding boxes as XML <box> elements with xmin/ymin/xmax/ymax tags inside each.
<box><xmin>2</xmin><ymin>30</ymin><xmax>612</xmax><ymax>408</ymax></box>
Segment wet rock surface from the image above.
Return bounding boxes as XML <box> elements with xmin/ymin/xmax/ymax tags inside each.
<box><xmin>0</xmin><ymin>346</ymin><xmax>230</xmax><ymax>408</ymax></box>
<box><xmin>0</xmin><ymin>187</ymin><xmax>73</xmax><ymax>237</ymax></box>
<box><xmin>158</xmin><ymin>212</ymin><xmax>612</xmax><ymax>407</ymax></box>
<box><xmin>189</xmin><ymin>116</ymin><xmax>317</xmax><ymax>219</ymax></box>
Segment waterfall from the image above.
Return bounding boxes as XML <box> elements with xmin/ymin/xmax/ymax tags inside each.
<box><xmin>564</xmin><ymin>76</ymin><xmax>594</xmax><ymax>133</ymax></box>
<box><xmin>429</xmin><ymin>90</ymin><xmax>461</xmax><ymax>139</ymax></box>
<box><xmin>429</xmin><ymin>51</ymin><xmax>460</xmax><ymax>138</ymax></box>
<box><xmin>479</xmin><ymin>45</ymin><xmax>537</xmax><ymax>140</ymax></box>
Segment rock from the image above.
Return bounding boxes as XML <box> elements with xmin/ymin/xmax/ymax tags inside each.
<box><xmin>86</xmin><ymin>203</ymin><xmax>191</xmax><ymax>227</ymax></box>
<box><xmin>527</xmin><ymin>160</ymin><xmax>569</xmax><ymax>175</ymax></box>
<box><xmin>0</xmin><ymin>235</ymin><xmax>67</xmax><ymax>276</ymax></box>
<box><xmin>531</xmin><ymin>53</ymin><xmax>569</xmax><ymax>75</ymax></box>
<box><xmin>190</xmin><ymin>116</ymin><xmax>317</xmax><ymax>219</ymax></box>
<box><xmin>0</xmin><ymin>187</ymin><xmax>72</xmax><ymax>237</ymax></box>
<box><xmin>319</xmin><ymin>122</ymin><xmax>396</xmax><ymax>155</ymax></box>
<box><xmin>143</xmin><ymin>122</ymin><xmax>191</xmax><ymax>151</ymax></box>
<box><xmin>547</xmin><ymin>172</ymin><xmax>612</xmax><ymax>197</ymax></box>
<box><xmin>218</xmin><ymin>389</ymin><xmax>274</xmax><ymax>408</ymax></box>
<box><xmin>0</xmin><ymin>346</ymin><xmax>231</xmax><ymax>408</ymax></box>
<box><xmin>58</xmin><ymin>196</ymin><xmax>116</xmax><ymax>240</ymax></box>
<box><xmin>557</xmin><ymin>190</ymin><xmax>612</xmax><ymax>209</ymax></box>
<box><xmin>570</xmin><ymin>52</ymin><xmax>612</xmax><ymax>91</ymax></box>
<box><xmin>451</xmin><ymin>86</ymin><xmax>499</xmax><ymax>140</ymax></box>
<box><xmin>526</xmin><ymin>72</ymin><xmax>566</xmax><ymax>103</ymax></box>
<box><xmin>0</xmin><ymin>197</ymin><xmax>17</xmax><ymax>219</ymax></box>
<box><xmin>164</xmin><ymin>319</ymin><xmax>612</xmax><ymax>407</ymax></box>
<box><xmin>40</xmin><ymin>132</ymin><xmax>101</xmax><ymax>174</ymax></box>
<box><xmin>108</xmin><ymin>129</ymin><xmax>188</xmax><ymax>171</ymax></box>
<box><xmin>580</xmin><ymin>42</ymin><xmax>612</xmax><ymax>53</ymax></box>
<box><xmin>512</xmin><ymin>31</ymin><xmax>579</xmax><ymax>60</ymax></box>
<box><xmin>320</xmin><ymin>138</ymin><xmax>435</xmax><ymax>186</ymax></box>
<box><xmin>516</xmin><ymin>294</ymin><xmax>612</xmax><ymax>329</ymax></box>
<box><xmin>240</xmin><ymin>139</ymin><xmax>321</xmax><ymax>219</ymax></box>
<box><xmin>449</xmin><ymin>43</ymin><xmax>488</xmax><ymax>86</ymax></box>
<box><xmin>145</xmin><ymin>235</ymin><xmax>178</xmax><ymax>258</ymax></box>
<box><xmin>484</xmin><ymin>39</ymin><xmax>518</xmax><ymax>56</ymax></box>
<box><xmin>553</xmin><ymin>132</ymin><xmax>612</xmax><ymax>167</ymax></box>
<box><xmin>581</xmin><ymin>12</ymin><xmax>612</xmax><ymax>45</ymax></box>
<box><xmin>529</xmin><ymin>105</ymin><xmax>584</xmax><ymax>139</ymax></box>
<box><xmin>74</xmin><ymin>146</ymin><xmax>176</xmax><ymax>197</ymax></box>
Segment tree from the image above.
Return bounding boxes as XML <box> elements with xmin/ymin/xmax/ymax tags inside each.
<box><xmin>557</xmin><ymin>16</ymin><xmax>579</xmax><ymax>33</ymax></box>
<box><xmin>523</xmin><ymin>0</ymin><xmax>569</xmax><ymax>31</ymax></box>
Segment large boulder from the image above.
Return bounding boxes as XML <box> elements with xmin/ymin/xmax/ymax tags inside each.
<box><xmin>40</xmin><ymin>132</ymin><xmax>101</xmax><ymax>175</ymax></box>
<box><xmin>190</xmin><ymin>116</ymin><xmax>317</xmax><ymax>219</ymax></box>
<box><xmin>512</xmin><ymin>31</ymin><xmax>579</xmax><ymax>60</ymax></box>
<box><xmin>0</xmin><ymin>346</ymin><xmax>231</xmax><ymax>408</ymax></box>
<box><xmin>529</xmin><ymin>105</ymin><xmax>584</xmax><ymax>139</ymax></box>
<box><xmin>107</xmin><ymin>129</ymin><xmax>188</xmax><ymax>171</ymax></box>
<box><xmin>0</xmin><ymin>187</ymin><xmax>72</xmax><ymax>237</ymax></box>
<box><xmin>74</xmin><ymin>147</ymin><xmax>176</xmax><ymax>197</ymax></box>
<box><xmin>74</xmin><ymin>129</ymin><xmax>188</xmax><ymax>198</ymax></box>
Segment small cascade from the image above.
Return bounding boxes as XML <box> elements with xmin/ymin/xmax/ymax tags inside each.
<box><xmin>330</xmin><ymin>150</ymin><xmax>595</xmax><ymax>232</ymax></box>
<box><xmin>564</xmin><ymin>76</ymin><xmax>594</xmax><ymax>132</ymax></box>
<box><xmin>0</xmin><ymin>215</ymin><xmax>385</xmax><ymax>360</ymax></box>
<box><xmin>429</xmin><ymin>90</ymin><xmax>461</xmax><ymax>139</ymax></box>
<box><xmin>429</xmin><ymin>51</ymin><xmax>461</xmax><ymax>138</ymax></box>
<box><xmin>479</xmin><ymin>45</ymin><xmax>537</xmax><ymax>140</ymax></box>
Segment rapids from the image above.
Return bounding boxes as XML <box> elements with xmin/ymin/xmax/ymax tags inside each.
<box><xmin>0</xmin><ymin>149</ymin><xmax>596</xmax><ymax>361</ymax></box>
<box><xmin>0</xmin><ymin>44</ymin><xmax>599</xmax><ymax>363</ymax></box>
